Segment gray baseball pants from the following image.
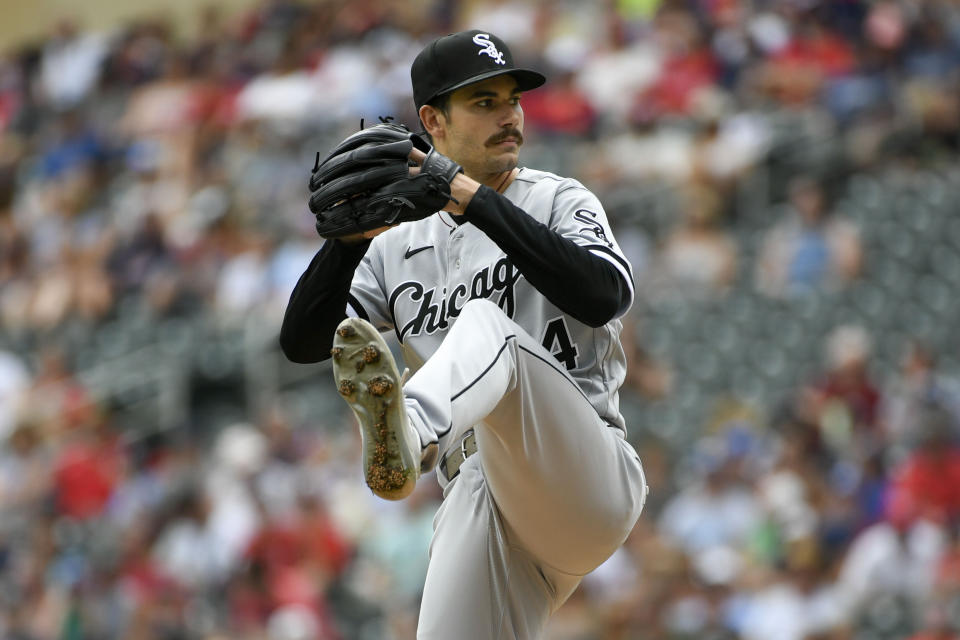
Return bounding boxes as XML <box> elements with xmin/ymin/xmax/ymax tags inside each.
<box><xmin>402</xmin><ymin>299</ymin><xmax>648</xmax><ymax>639</ymax></box>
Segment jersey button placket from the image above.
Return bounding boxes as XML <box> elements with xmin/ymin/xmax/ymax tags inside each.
<box><xmin>452</xmin><ymin>233</ymin><xmax>463</xmax><ymax>270</ymax></box>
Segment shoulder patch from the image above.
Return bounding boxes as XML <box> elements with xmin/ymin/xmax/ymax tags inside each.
<box><xmin>573</xmin><ymin>209</ymin><xmax>614</xmax><ymax>248</ymax></box>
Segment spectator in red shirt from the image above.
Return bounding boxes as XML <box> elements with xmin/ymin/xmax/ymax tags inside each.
<box><xmin>643</xmin><ymin>8</ymin><xmax>719</xmax><ymax>116</ymax></box>
<box><xmin>521</xmin><ymin>70</ymin><xmax>596</xmax><ymax>138</ymax></box>
<box><xmin>53</xmin><ymin>410</ymin><xmax>124</xmax><ymax>520</ymax></box>
<box><xmin>243</xmin><ymin>489</ymin><xmax>352</xmax><ymax>636</ymax></box>
<box><xmin>773</xmin><ymin>11</ymin><xmax>856</xmax><ymax>79</ymax></box>
<box><xmin>817</xmin><ymin>324</ymin><xmax>881</xmax><ymax>430</ymax></box>
<box><xmin>889</xmin><ymin>404</ymin><xmax>960</xmax><ymax>525</ymax></box>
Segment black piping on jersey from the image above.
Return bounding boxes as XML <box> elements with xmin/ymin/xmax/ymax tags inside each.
<box><xmin>450</xmin><ymin>334</ymin><xmax>517</xmax><ymax>403</ymax></box>
<box><xmin>441</xmin><ymin>332</ymin><xmax>622</xmax><ymax>440</ymax></box>
<box><xmin>517</xmin><ymin>344</ymin><xmax>594</xmax><ymax>408</ymax></box>
<box><xmin>346</xmin><ymin>292</ymin><xmax>369</xmax><ymax>321</ymax></box>
<box><xmin>463</xmin><ymin>185</ymin><xmax>629</xmax><ymax>328</ymax></box>
<box><xmin>517</xmin><ymin>339</ymin><xmax>624</xmax><ymax>435</ymax></box>
<box><xmin>437</xmin><ymin>333</ymin><xmax>517</xmax><ymax>439</ymax></box>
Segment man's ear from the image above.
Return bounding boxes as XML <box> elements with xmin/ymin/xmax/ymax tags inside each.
<box><xmin>419</xmin><ymin>105</ymin><xmax>445</xmax><ymax>140</ymax></box>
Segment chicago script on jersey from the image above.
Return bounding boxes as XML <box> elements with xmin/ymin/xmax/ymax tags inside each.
<box><xmin>389</xmin><ymin>256</ymin><xmax>521</xmax><ymax>341</ymax></box>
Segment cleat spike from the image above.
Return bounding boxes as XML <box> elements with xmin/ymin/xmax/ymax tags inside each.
<box><xmin>368</xmin><ymin>376</ymin><xmax>394</xmax><ymax>396</ymax></box>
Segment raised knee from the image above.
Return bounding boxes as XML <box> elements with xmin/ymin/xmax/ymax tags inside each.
<box><xmin>450</xmin><ymin>299</ymin><xmax>522</xmax><ymax>349</ymax></box>
<box><xmin>458</xmin><ymin>298</ymin><xmax>506</xmax><ymax>321</ymax></box>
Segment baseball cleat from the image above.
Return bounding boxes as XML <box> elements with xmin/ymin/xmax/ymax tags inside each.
<box><xmin>331</xmin><ymin>317</ymin><xmax>423</xmax><ymax>500</ymax></box>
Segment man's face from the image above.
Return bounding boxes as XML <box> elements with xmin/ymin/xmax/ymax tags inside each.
<box><xmin>428</xmin><ymin>74</ymin><xmax>525</xmax><ymax>181</ymax></box>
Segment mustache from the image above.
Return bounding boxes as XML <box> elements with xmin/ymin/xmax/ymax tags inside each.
<box><xmin>486</xmin><ymin>129</ymin><xmax>524</xmax><ymax>146</ymax></box>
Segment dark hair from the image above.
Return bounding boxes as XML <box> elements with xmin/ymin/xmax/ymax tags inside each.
<box><xmin>426</xmin><ymin>92</ymin><xmax>451</xmax><ymax>120</ymax></box>
<box><xmin>420</xmin><ymin>93</ymin><xmax>451</xmax><ymax>141</ymax></box>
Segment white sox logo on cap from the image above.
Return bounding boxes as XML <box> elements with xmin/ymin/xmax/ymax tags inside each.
<box><xmin>410</xmin><ymin>30</ymin><xmax>544</xmax><ymax>109</ymax></box>
<box><xmin>472</xmin><ymin>33</ymin><xmax>505</xmax><ymax>65</ymax></box>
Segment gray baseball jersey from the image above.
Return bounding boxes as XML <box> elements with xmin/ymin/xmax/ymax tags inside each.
<box><xmin>344</xmin><ymin>167</ymin><xmax>635</xmax><ymax>432</ymax></box>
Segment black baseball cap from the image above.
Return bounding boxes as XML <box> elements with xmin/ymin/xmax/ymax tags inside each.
<box><xmin>411</xmin><ymin>30</ymin><xmax>546</xmax><ymax>111</ymax></box>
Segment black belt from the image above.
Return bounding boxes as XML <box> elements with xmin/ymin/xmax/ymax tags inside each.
<box><xmin>439</xmin><ymin>429</ymin><xmax>477</xmax><ymax>482</ymax></box>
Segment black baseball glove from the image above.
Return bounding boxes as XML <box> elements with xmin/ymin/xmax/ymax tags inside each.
<box><xmin>308</xmin><ymin>121</ymin><xmax>463</xmax><ymax>239</ymax></box>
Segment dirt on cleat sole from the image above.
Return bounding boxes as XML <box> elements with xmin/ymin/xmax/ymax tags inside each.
<box><xmin>331</xmin><ymin>317</ymin><xmax>420</xmax><ymax>500</ymax></box>
<box><xmin>367</xmin><ymin>376</ymin><xmax>393</xmax><ymax>396</ymax></box>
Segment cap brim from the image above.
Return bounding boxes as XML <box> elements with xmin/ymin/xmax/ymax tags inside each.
<box><xmin>425</xmin><ymin>68</ymin><xmax>546</xmax><ymax>106</ymax></box>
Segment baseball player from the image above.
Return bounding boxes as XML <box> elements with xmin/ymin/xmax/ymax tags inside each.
<box><xmin>281</xmin><ymin>30</ymin><xmax>647</xmax><ymax>639</ymax></box>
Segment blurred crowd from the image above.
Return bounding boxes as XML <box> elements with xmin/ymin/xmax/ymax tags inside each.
<box><xmin>1</xmin><ymin>0</ymin><xmax>959</xmax><ymax>638</ymax></box>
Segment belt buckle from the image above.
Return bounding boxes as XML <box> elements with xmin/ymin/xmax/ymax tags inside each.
<box><xmin>460</xmin><ymin>429</ymin><xmax>474</xmax><ymax>460</ymax></box>
<box><xmin>441</xmin><ymin>429</ymin><xmax>474</xmax><ymax>483</ymax></box>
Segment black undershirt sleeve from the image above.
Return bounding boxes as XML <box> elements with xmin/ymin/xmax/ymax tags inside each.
<box><xmin>280</xmin><ymin>185</ymin><xmax>628</xmax><ymax>362</ymax></box>
<box><xmin>462</xmin><ymin>185</ymin><xmax>630</xmax><ymax>328</ymax></box>
<box><xmin>279</xmin><ymin>238</ymin><xmax>371</xmax><ymax>363</ymax></box>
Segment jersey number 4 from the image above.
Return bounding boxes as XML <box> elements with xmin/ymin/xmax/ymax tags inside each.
<box><xmin>541</xmin><ymin>317</ymin><xmax>579</xmax><ymax>370</ymax></box>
